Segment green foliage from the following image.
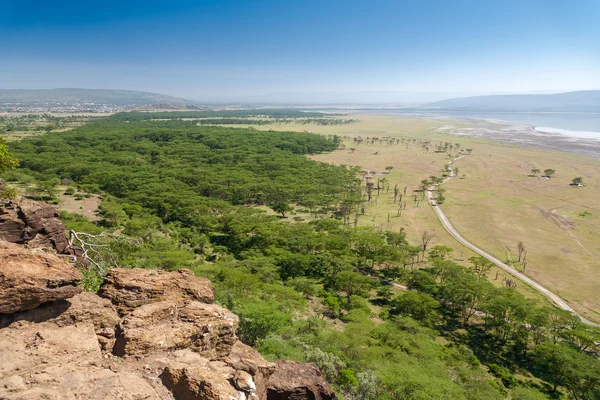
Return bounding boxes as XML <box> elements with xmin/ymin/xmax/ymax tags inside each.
<box><xmin>269</xmin><ymin>200</ymin><xmax>293</xmax><ymax>217</ymax></box>
<box><xmin>0</xmin><ymin>137</ymin><xmax>19</xmax><ymax>174</ymax></box>
<box><xmin>0</xmin><ymin>187</ymin><xmax>18</xmax><ymax>200</ymax></box>
<box><xmin>390</xmin><ymin>291</ymin><xmax>440</xmax><ymax>326</ymax></box>
<box><xmin>79</xmin><ymin>267</ymin><xmax>105</xmax><ymax>292</ymax></box>
<box><xmin>235</xmin><ymin>300</ymin><xmax>292</xmax><ymax>346</ymax></box>
<box><xmin>110</xmin><ymin>109</ymin><xmax>332</xmax><ymax>121</ymax></box>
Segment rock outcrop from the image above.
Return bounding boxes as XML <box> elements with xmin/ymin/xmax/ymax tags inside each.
<box><xmin>115</xmin><ymin>300</ymin><xmax>238</xmax><ymax>358</ymax></box>
<box><xmin>267</xmin><ymin>361</ymin><xmax>337</xmax><ymax>400</ymax></box>
<box><xmin>226</xmin><ymin>341</ymin><xmax>277</xmax><ymax>399</ymax></box>
<box><xmin>98</xmin><ymin>267</ymin><xmax>214</xmax><ymax>315</ymax></box>
<box><xmin>0</xmin><ymin>321</ymin><xmax>162</xmax><ymax>399</ymax></box>
<box><xmin>0</xmin><ymin>241</ymin><xmax>82</xmax><ymax>314</ymax></box>
<box><xmin>0</xmin><ymin>200</ymin><xmax>70</xmax><ymax>252</ymax></box>
<box><xmin>0</xmin><ymin>242</ymin><xmax>337</xmax><ymax>400</ymax></box>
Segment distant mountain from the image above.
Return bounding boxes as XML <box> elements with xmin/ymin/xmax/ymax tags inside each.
<box><xmin>428</xmin><ymin>90</ymin><xmax>600</xmax><ymax>112</ymax></box>
<box><xmin>0</xmin><ymin>88</ymin><xmax>195</xmax><ymax>107</ymax></box>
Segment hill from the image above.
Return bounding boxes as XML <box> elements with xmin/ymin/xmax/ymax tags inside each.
<box><xmin>428</xmin><ymin>90</ymin><xmax>600</xmax><ymax>112</ymax></box>
<box><xmin>0</xmin><ymin>88</ymin><xmax>195</xmax><ymax>108</ymax></box>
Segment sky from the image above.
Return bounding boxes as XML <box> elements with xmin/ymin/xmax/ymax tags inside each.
<box><xmin>2</xmin><ymin>0</ymin><xmax>600</xmax><ymax>103</ymax></box>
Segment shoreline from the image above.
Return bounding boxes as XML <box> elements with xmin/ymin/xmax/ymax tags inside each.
<box><xmin>378</xmin><ymin>113</ymin><xmax>600</xmax><ymax>160</ymax></box>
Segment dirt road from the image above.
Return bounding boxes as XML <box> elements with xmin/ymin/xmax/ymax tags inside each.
<box><xmin>427</xmin><ymin>155</ymin><xmax>598</xmax><ymax>326</ymax></box>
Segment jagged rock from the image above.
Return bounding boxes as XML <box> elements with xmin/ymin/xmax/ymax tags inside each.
<box><xmin>0</xmin><ymin>292</ymin><xmax>121</xmax><ymax>351</ymax></box>
<box><xmin>0</xmin><ymin>241</ymin><xmax>82</xmax><ymax>314</ymax></box>
<box><xmin>0</xmin><ymin>200</ymin><xmax>70</xmax><ymax>252</ymax></box>
<box><xmin>115</xmin><ymin>300</ymin><xmax>238</xmax><ymax>359</ymax></box>
<box><xmin>0</xmin><ymin>321</ymin><xmax>162</xmax><ymax>399</ymax></box>
<box><xmin>98</xmin><ymin>268</ymin><xmax>214</xmax><ymax>315</ymax></box>
<box><xmin>267</xmin><ymin>361</ymin><xmax>337</xmax><ymax>400</ymax></box>
<box><xmin>0</xmin><ymin>243</ymin><xmax>336</xmax><ymax>400</ymax></box>
<box><xmin>225</xmin><ymin>341</ymin><xmax>276</xmax><ymax>399</ymax></box>
<box><xmin>161</xmin><ymin>362</ymin><xmax>246</xmax><ymax>400</ymax></box>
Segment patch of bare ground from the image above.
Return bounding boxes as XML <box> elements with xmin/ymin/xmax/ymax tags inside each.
<box><xmin>56</xmin><ymin>190</ymin><xmax>101</xmax><ymax>221</ymax></box>
<box><xmin>540</xmin><ymin>208</ymin><xmax>575</xmax><ymax>230</ymax></box>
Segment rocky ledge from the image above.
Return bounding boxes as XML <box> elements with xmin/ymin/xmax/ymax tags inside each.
<box><xmin>0</xmin><ymin>242</ymin><xmax>336</xmax><ymax>400</ymax></box>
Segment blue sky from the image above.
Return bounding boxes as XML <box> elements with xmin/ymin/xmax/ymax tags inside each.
<box><xmin>2</xmin><ymin>0</ymin><xmax>599</xmax><ymax>102</ymax></box>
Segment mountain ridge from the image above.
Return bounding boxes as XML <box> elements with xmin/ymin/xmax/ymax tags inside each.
<box><xmin>0</xmin><ymin>88</ymin><xmax>196</xmax><ymax>107</ymax></box>
<box><xmin>427</xmin><ymin>90</ymin><xmax>600</xmax><ymax>112</ymax></box>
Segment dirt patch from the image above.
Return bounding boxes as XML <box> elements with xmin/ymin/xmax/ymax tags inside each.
<box><xmin>539</xmin><ymin>209</ymin><xmax>575</xmax><ymax>230</ymax></box>
<box><xmin>57</xmin><ymin>192</ymin><xmax>101</xmax><ymax>221</ymax></box>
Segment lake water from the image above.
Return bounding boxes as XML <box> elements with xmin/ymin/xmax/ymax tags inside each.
<box><xmin>367</xmin><ymin>110</ymin><xmax>600</xmax><ymax>140</ymax></box>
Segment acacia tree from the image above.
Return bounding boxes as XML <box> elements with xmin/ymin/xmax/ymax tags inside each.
<box><xmin>517</xmin><ymin>241</ymin><xmax>526</xmax><ymax>262</ymax></box>
<box><xmin>531</xmin><ymin>168</ymin><xmax>540</xmax><ymax>176</ymax></box>
<box><xmin>571</xmin><ymin>177</ymin><xmax>583</xmax><ymax>186</ymax></box>
<box><xmin>543</xmin><ymin>169</ymin><xmax>555</xmax><ymax>178</ymax></box>
<box><xmin>420</xmin><ymin>231</ymin><xmax>434</xmax><ymax>261</ymax></box>
<box><xmin>469</xmin><ymin>256</ymin><xmax>494</xmax><ymax>280</ymax></box>
<box><xmin>270</xmin><ymin>201</ymin><xmax>293</xmax><ymax>218</ymax></box>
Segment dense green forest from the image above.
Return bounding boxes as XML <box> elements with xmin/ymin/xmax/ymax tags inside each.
<box><xmin>110</xmin><ymin>109</ymin><xmax>334</xmax><ymax>121</ymax></box>
<box><xmin>194</xmin><ymin>117</ymin><xmax>357</xmax><ymax>126</ymax></box>
<box><xmin>6</xmin><ymin>114</ymin><xmax>600</xmax><ymax>400</ymax></box>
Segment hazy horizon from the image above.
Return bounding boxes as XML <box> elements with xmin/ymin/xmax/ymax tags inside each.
<box><xmin>3</xmin><ymin>0</ymin><xmax>600</xmax><ymax>103</ymax></box>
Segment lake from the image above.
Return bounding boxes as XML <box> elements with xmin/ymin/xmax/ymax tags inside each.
<box><xmin>363</xmin><ymin>109</ymin><xmax>600</xmax><ymax>140</ymax></box>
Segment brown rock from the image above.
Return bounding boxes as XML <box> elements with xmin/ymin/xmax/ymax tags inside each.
<box><xmin>225</xmin><ymin>340</ymin><xmax>276</xmax><ymax>399</ymax></box>
<box><xmin>98</xmin><ymin>268</ymin><xmax>214</xmax><ymax>315</ymax></box>
<box><xmin>0</xmin><ymin>321</ymin><xmax>162</xmax><ymax>399</ymax></box>
<box><xmin>161</xmin><ymin>362</ymin><xmax>246</xmax><ymax>400</ymax></box>
<box><xmin>115</xmin><ymin>300</ymin><xmax>238</xmax><ymax>359</ymax></box>
<box><xmin>0</xmin><ymin>241</ymin><xmax>82</xmax><ymax>314</ymax></box>
<box><xmin>1</xmin><ymin>292</ymin><xmax>122</xmax><ymax>351</ymax></box>
<box><xmin>0</xmin><ymin>200</ymin><xmax>70</xmax><ymax>252</ymax></box>
<box><xmin>267</xmin><ymin>361</ymin><xmax>337</xmax><ymax>400</ymax></box>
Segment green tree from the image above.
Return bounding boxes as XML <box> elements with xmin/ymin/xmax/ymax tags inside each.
<box><xmin>571</xmin><ymin>177</ymin><xmax>584</xmax><ymax>186</ymax></box>
<box><xmin>390</xmin><ymin>291</ymin><xmax>440</xmax><ymax>326</ymax></box>
<box><xmin>0</xmin><ymin>137</ymin><xmax>18</xmax><ymax>174</ymax></box>
<box><xmin>469</xmin><ymin>256</ymin><xmax>494</xmax><ymax>280</ymax></box>
<box><xmin>332</xmin><ymin>270</ymin><xmax>375</xmax><ymax>300</ymax></box>
<box><xmin>543</xmin><ymin>168</ymin><xmax>555</xmax><ymax>178</ymax></box>
<box><xmin>235</xmin><ymin>301</ymin><xmax>291</xmax><ymax>346</ymax></box>
<box><xmin>269</xmin><ymin>200</ymin><xmax>293</xmax><ymax>218</ymax></box>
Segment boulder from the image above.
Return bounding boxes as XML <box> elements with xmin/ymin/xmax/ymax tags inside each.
<box><xmin>98</xmin><ymin>268</ymin><xmax>214</xmax><ymax>315</ymax></box>
<box><xmin>115</xmin><ymin>300</ymin><xmax>238</xmax><ymax>359</ymax></box>
<box><xmin>0</xmin><ymin>200</ymin><xmax>70</xmax><ymax>252</ymax></box>
<box><xmin>267</xmin><ymin>361</ymin><xmax>337</xmax><ymax>400</ymax></box>
<box><xmin>225</xmin><ymin>340</ymin><xmax>276</xmax><ymax>399</ymax></box>
<box><xmin>1</xmin><ymin>292</ymin><xmax>121</xmax><ymax>351</ymax></box>
<box><xmin>0</xmin><ymin>321</ymin><xmax>162</xmax><ymax>400</ymax></box>
<box><xmin>161</xmin><ymin>362</ymin><xmax>246</xmax><ymax>400</ymax></box>
<box><xmin>0</xmin><ymin>241</ymin><xmax>82</xmax><ymax>314</ymax></box>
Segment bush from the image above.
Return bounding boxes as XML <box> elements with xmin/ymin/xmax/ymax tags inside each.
<box><xmin>0</xmin><ymin>187</ymin><xmax>18</xmax><ymax>200</ymax></box>
<box><xmin>487</xmin><ymin>363</ymin><xmax>517</xmax><ymax>388</ymax></box>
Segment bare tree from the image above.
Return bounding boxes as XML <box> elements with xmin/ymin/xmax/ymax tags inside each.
<box><xmin>420</xmin><ymin>231</ymin><xmax>434</xmax><ymax>260</ymax></box>
<box><xmin>503</xmin><ymin>278</ymin><xmax>517</xmax><ymax>289</ymax></box>
<box><xmin>517</xmin><ymin>241</ymin><xmax>526</xmax><ymax>262</ymax></box>
<box><xmin>67</xmin><ymin>230</ymin><xmax>139</xmax><ymax>274</ymax></box>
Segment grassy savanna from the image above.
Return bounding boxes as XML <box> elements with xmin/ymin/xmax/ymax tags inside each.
<box><xmin>238</xmin><ymin>114</ymin><xmax>600</xmax><ymax>322</ymax></box>
<box><xmin>0</xmin><ymin>113</ymin><xmax>99</xmax><ymax>141</ymax></box>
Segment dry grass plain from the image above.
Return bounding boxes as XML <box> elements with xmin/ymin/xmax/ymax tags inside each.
<box><xmin>224</xmin><ymin>114</ymin><xmax>600</xmax><ymax>321</ymax></box>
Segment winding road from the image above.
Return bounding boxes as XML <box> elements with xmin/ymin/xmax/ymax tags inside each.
<box><xmin>426</xmin><ymin>155</ymin><xmax>598</xmax><ymax>326</ymax></box>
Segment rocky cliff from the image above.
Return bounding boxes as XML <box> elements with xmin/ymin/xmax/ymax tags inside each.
<box><xmin>0</xmin><ymin>241</ymin><xmax>336</xmax><ymax>399</ymax></box>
